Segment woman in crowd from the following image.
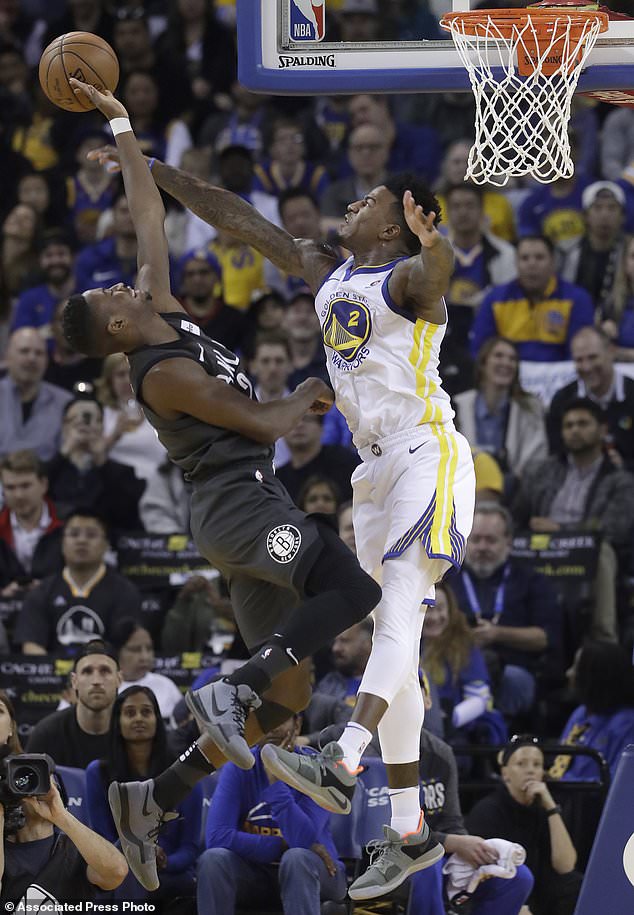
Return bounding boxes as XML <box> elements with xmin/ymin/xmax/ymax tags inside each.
<box><xmin>95</xmin><ymin>352</ymin><xmax>167</xmax><ymax>483</ymax></box>
<box><xmin>1</xmin><ymin>202</ymin><xmax>40</xmax><ymax>295</ymax></box>
<box><xmin>421</xmin><ymin>582</ymin><xmax>507</xmax><ymax>749</ymax></box>
<box><xmin>551</xmin><ymin>640</ymin><xmax>634</xmax><ymax>781</ymax></box>
<box><xmin>601</xmin><ymin>233</ymin><xmax>634</xmax><ymax>360</ymax></box>
<box><xmin>454</xmin><ymin>337</ymin><xmax>548</xmax><ymax>497</ymax></box>
<box><xmin>467</xmin><ymin>735</ymin><xmax>582</xmax><ymax>915</ymax></box>
<box><xmin>0</xmin><ymin>689</ymin><xmax>23</xmax><ymax>754</ymax></box>
<box><xmin>297</xmin><ymin>475</ymin><xmax>341</xmax><ymax>517</ymax></box>
<box><xmin>111</xmin><ymin>618</ymin><xmax>183</xmax><ymax>723</ymax></box>
<box><xmin>85</xmin><ymin>686</ymin><xmax>201</xmax><ymax>900</ymax></box>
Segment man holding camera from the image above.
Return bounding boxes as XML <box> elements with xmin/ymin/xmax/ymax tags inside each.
<box><xmin>0</xmin><ymin>778</ymin><xmax>127</xmax><ymax>907</ymax></box>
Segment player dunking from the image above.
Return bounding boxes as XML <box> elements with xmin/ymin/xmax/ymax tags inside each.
<box><xmin>62</xmin><ymin>81</ymin><xmax>383</xmax><ymax>892</ymax></box>
<box><xmin>83</xmin><ymin>85</ymin><xmax>475</xmax><ymax>899</ymax></box>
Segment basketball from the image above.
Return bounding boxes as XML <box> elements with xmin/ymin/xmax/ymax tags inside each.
<box><xmin>39</xmin><ymin>32</ymin><xmax>119</xmax><ymax>113</ymax></box>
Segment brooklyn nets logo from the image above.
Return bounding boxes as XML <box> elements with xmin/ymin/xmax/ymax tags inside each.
<box><xmin>322</xmin><ymin>297</ymin><xmax>372</xmax><ymax>363</ymax></box>
<box><xmin>267</xmin><ymin>524</ymin><xmax>302</xmax><ymax>563</ymax></box>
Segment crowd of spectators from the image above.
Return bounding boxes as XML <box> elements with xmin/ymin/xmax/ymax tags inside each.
<box><xmin>1</xmin><ymin>1</ymin><xmax>634</xmax><ymax>913</ymax></box>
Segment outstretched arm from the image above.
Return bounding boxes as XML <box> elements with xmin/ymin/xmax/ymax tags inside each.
<box><xmin>389</xmin><ymin>190</ymin><xmax>454</xmax><ymax>323</ymax></box>
<box><xmin>88</xmin><ymin>146</ymin><xmax>339</xmax><ymax>290</ymax></box>
<box><xmin>69</xmin><ymin>79</ymin><xmax>182</xmax><ymax>311</ymax></box>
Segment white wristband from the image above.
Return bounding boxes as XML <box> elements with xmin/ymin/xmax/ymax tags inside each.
<box><xmin>109</xmin><ymin>117</ymin><xmax>132</xmax><ymax>137</ymax></box>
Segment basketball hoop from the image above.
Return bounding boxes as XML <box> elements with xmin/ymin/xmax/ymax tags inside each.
<box><xmin>440</xmin><ymin>1</ymin><xmax>609</xmax><ymax>186</ymax></box>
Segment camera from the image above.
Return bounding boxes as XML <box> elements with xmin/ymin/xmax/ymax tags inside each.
<box><xmin>0</xmin><ymin>753</ymin><xmax>54</xmax><ymax>834</ymax></box>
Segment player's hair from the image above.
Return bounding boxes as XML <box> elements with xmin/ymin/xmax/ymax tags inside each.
<box><xmin>0</xmin><ymin>449</ymin><xmax>47</xmax><ymax>479</ymax></box>
<box><xmin>384</xmin><ymin>173</ymin><xmax>442</xmax><ymax>254</ymax></box>
<box><xmin>422</xmin><ymin>581</ymin><xmax>473</xmax><ymax>685</ymax></box>
<box><xmin>517</xmin><ymin>234</ymin><xmax>555</xmax><ymax>256</ymax></box>
<box><xmin>63</xmin><ymin>294</ymin><xmax>101</xmax><ymax>357</ymax></box>
<box><xmin>574</xmin><ymin>640</ymin><xmax>634</xmax><ymax>714</ymax></box>
<box><xmin>561</xmin><ymin>396</ymin><xmax>605</xmax><ymax>426</ymax></box>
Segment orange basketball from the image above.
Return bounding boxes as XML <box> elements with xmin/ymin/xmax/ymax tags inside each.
<box><xmin>39</xmin><ymin>32</ymin><xmax>119</xmax><ymax>113</ymax></box>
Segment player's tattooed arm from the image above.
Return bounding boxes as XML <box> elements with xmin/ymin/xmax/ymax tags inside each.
<box><xmin>389</xmin><ymin>190</ymin><xmax>454</xmax><ymax>322</ymax></box>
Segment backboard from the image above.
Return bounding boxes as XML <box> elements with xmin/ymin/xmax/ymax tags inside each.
<box><xmin>236</xmin><ymin>0</ymin><xmax>634</xmax><ymax>94</ymax></box>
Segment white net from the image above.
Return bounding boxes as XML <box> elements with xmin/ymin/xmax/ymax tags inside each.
<box><xmin>441</xmin><ymin>11</ymin><xmax>606</xmax><ymax>186</ymax></box>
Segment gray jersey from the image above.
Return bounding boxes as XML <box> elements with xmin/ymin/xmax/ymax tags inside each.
<box><xmin>127</xmin><ymin>313</ymin><xmax>273</xmax><ymax>481</ymax></box>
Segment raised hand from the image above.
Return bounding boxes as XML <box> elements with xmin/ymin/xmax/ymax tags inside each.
<box><xmin>403</xmin><ymin>189</ymin><xmax>440</xmax><ymax>248</ymax></box>
<box><xmin>69</xmin><ymin>78</ymin><xmax>128</xmax><ymax>121</ymax></box>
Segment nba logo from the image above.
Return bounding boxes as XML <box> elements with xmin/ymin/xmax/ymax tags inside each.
<box><xmin>290</xmin><ymin>0</ymin><xmax>325</xmax><ymax>42</ymax></box>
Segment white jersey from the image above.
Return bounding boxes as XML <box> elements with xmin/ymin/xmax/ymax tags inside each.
<box><xmin>315</xmin><ymin>255</ymin><xmax>454</xmax><ymax>449</ymax></box>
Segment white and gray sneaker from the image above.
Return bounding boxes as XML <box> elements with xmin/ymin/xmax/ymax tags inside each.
<box><xmin>349</xmin><ymin>816</ymin><xmax>444</xmax><ymax>900</ymax></box>
<box><xmin>107</xmin><ymin>780</ymin><xmax>178</xmax><ymax>892</ymax></box>
<box><xmin>261</xmin><ymin>740</ymin><xmax>358</xmax><ymax>814</ymax></box>
<box><xmin>185</xmin><ymin>678</ymin><xmax>261</xmax><ymax>770</ymax></box>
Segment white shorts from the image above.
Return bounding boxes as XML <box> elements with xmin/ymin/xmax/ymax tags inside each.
<box><xmin>352</xmin><ymin>421</ymin><xmax>476</xmax><ymax>583</ymax></box>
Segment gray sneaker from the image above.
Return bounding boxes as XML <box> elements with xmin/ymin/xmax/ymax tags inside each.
<box><xmin>349</xmin><ymin>818</ymin><xmax>444</xmax><ymax>900</ymax></box>
<box><xmin>185</xmin><ymin>678</ymin><xmax>261</xmax><ymax>769</ymax></box>
<box><xmin>260</xmin><ymin>741</ymin><xmax>358</xmax><ymax>814</ymax></box>
<box><xmin>107</xmin><ymin>780</ymin><xmax>178</xmax><ymax>892</ymax></box>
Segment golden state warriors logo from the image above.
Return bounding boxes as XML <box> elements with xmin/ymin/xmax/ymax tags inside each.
<box><xmin>322</xmin><ymin>297</ymin><xmax>371</xmax><ymax>364</ymax></box>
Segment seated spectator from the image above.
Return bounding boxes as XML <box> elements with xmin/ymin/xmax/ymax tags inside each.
<box><xmin>17</xmin><ymin>172</ymin><xmax>61</xmax><ymax>231</ymax></box>
<box><xmin>243</xmin><ymin>288</ymin><xmax>287</xmax><ymax>358</ymax></box>
<box><xmin>0</xmin><ymin>690</ymin><xmax>21</xmax><ymax>756</ymax></box>
<box><xmin>1</xmin><ymin>779</ymin><xmax>127</xmax><ymax>908</ymax></box>
<box><xmin>297</xmin><ymin>475</ymin><xmax>341</xmax><ymax>517</ymax></box>
<box><xmin>253</xmin><ymin>118</ymin><xmax>328</xmax><ymax>200</ymax></box>
<box><xmin>177</xmin><ymin>248</ymin><xmax>247</xmax><ymax>351</ymax></box>
<box><xmin>444</xmin><ymin>183</ymin><xmax>517</xmax><ymax>312</ymax></box>
<box><xmin>470</xmin><ymin>235</ymin><xmax>595</xmax><ymax>361</ymax></box>
<box><xmin>0</xmin><ymin>327</ymin><xmax>72</xmax><ymax>461</ymax></box>
<box><xmin>119</xmin><ymin>70</ymin><xmax>192</xmax><ymax>167</ymax></box>
<box><xmin>86</xmin><ymin>686</ymin><xmax>201</xmax><ymax>901</ymax></box>
<box><xmin>466</xmin><ymin>736</ymin><xmax>583</xmax><ymax>915</ymax></box>
<box><xmin>276</xmin><ymin>413</ymin><xmax>359</xmax><ymax>503</ymax></box>
<box><xmin>518</xmin><ymin>137</ymin><xmax>591</xmax><ymax>252</ymax></box>
<box><xmin>15</xmin><ymin>511</ymin><xmax>142</xmax><ymax>655</ymax></box>
<box><xmin>410</xmin><ymin>715</ymin><xmax>533</xmax><ymax>915</ymax></box>
<box><xmin>274</xmin><ymin>190</ymin><xmax>334</xmax><ymax>299</ymax></box>
<box><xmin>11</xmin><ymin>232</ymin><xmax>76</xmax><ymax>351</ymax></box>
<box><xmin>320</xmin><ymin>123</ymin><xmax>391</xmax><ymax>233</ymax></box>
<box><xmin>560</xmin><ymin>181</ymin><xmax>626</xmax><ymax>311</ymax></box>
<box><xmin>43</xmin><ymin>297</ymin><xmax>104</xmax><ymax>392</ymax></box>
<box><xmin>518</xmin><ymin>398</ymin><xmax>634</xmax><ymax>643</ymax></box>
<box><xmin>338</xmin><ymin>500</ymin><xmax>356</xmax><ymax>553</ymax></box>
<box><xmin>1</xmin><ymin>203</ymin><xmax>41</xmax><ymax>295</ymax></box>
<box><xmin>285</xmin><ymin>289</ymin><xmax>329</xmax><ymax>387</ymax></box>
<box><xmin>547</xmin><ymin>326</ymin><xmax>634</xmax><ymax>469</ymax></box>
<box><xmin>95</xmin><ymin>354</ymin><xmax>167</xmax><ymax>484</ymax></box>
<box><xmin>435</xmin><ymin>139</ymin><xmax>516</xmax><ymax>243</ymax></box>
<box><xmin>139</xmin><ymin>461</ymin><xmax>190</xmax><ymax>534</ymax></box>
<box><xmin>111</xmin><ymin>618</ymin><xmax>183</xmax><ymax>722</ymax></box>
<box><xmin>600</xmin><ymin>233</ymin><xmax>634</xmax><ymax>360</ymax></box>
<box><xmin>47</xmin><ymin>396</ymin><xmax>145</xmax><ymax>532</ymax></box>
<box><xmin>26</xmin><ymin>640</ymin><xmax>121</xmax><ymax>767</ymax></box>
<box><xmin>550</xmin><ymin>641</ymin><xmax>634</xmax><ymax>781</ymax></box>
<box><xmin>449</xmin><ymin>503</ymin><xmax>558</xmax><ymax>717</ymax></box>
<box><xmin>161</xmin><ymin>574</ymin><xmax>234</xmax><ymax>655</ymax></box>
<box><xmin>422</xmin><ymin>582</ymin><xmax>506</xmax><ymax>747</ymax></box>
<box><xmin>65</xmin><ymin>129</ymin><xmax>117</xmax><ymax>245</ymax></box>
<box><xmin>249</xmin><ymin>330</ymin><xmax>294</xmax><ymax>466</ymax></box>
<box><xmin>198</xmin><ymin>714</ymin><xmax>346</xmax><ymax>915</ymax></box>
<box><xmin>347</xmin><ymin>94</ymin><xmax>441</xmax><ymax>184</ymax></box>
<box><xmin>455</xmin><ymin>337</ymin><xmax>548</xmax><ymax>493</ymax></box>
<box><xmin>74</xmin><ymin>192</ymin><xmax>137</xmax><ymax>293</ymax></box>
<box><xmin>600</xmin><ymin>106</ymin><xmax>634</xmax><ymax>182</ymax></box>
<box><xmin>0</xmin><ymin>450</ymin><xmax>63</xmax><ymax>588</ymax></box>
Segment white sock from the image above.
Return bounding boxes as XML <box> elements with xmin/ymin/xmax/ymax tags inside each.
<box><xmin>337</xmin><ymin>722</ymin><xmax>373</xmax><ymax>771</ymax></box>
<box><xmin>389</xmin><ymin>786</ymin><xmax>422</xmax><ymax>835</ymax></box>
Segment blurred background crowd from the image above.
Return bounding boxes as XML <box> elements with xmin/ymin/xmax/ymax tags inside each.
<box><xmin>1</xmin><ymin>1</ymin><xmax>634</xmax><ymax>913</ymax></box>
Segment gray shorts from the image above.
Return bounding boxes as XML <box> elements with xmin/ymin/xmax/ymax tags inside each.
<box><xmin>190</xmin><ymin>463</ymin><xmax>324</xmax><ymax>649</ymax></box>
